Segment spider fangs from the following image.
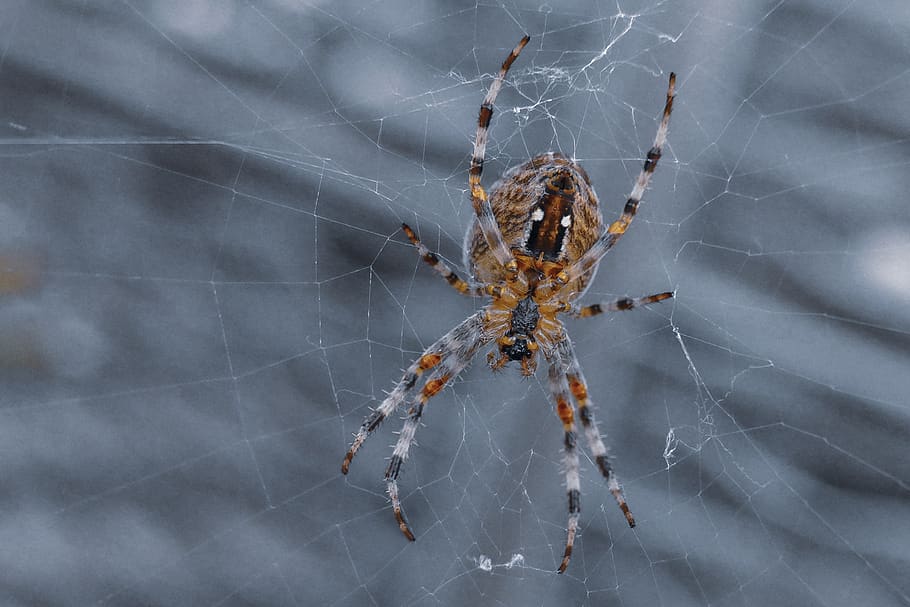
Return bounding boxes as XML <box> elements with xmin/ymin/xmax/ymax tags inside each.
<box><xmin>342</xmin><ymin>35</ymin><xmax>676</xmax><ymax>574</ymax></box>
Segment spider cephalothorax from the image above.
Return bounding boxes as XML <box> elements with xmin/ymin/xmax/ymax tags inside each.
<box><xmin>494</xmin><ymin>295</ymin><xmax>540</xmax><ymax>364</ymax></box>
<box><xmin>342</xmin><ymin>35</ymin><xmax>676</xmax><ymax>573</ymax></box>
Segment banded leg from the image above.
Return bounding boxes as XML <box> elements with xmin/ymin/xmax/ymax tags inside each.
<box><xmin>558</xmin><ymin>337</ymin><xmax>636</xmax><ymax>528</ymax></box>
<box><xmin>549</xmin><ymin>72</ymin><xmax>676</xmax><ymax>289</ymax></box>
<box><xmin>401</xmin><ymin>223</ymin><xmax>481</xmax><ymax>296</ymax></box>
<box><xmin>384</xmin><ymin>312</ymin><xmax>488</xmax><ymax>540</ymax></box>
<box><xmin>575</xmin><ymin>291</ymin><xmax>673</xmax><ymax>318</ymax></box>
<box><xmin>548</xmin><ymin>358</ymin><xmax>582</xmax><ymax>573</ymax></box>
<box><xmin>342</xmin><ymin>311</ymin><xmax>485</xmax><ymax>474</ymax></box>
<box><xmin>469</xmin><ymin>35</ymin><xmax>530</xmax><ymax>273</ymax></box>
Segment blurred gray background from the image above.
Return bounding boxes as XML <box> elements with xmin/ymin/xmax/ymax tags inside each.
<box><xmin>1</xmin><ymin>1</ymin><xmax>908</xmax><ymax>605</ymax></box>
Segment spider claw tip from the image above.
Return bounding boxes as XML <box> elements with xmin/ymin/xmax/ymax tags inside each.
<box><xmin>394</xmin><ymin>509</ymin><xmax>416</xmax><ymax>541</ymax></box>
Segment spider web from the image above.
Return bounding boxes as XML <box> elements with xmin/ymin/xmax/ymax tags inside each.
<box><xmin>1</xmin><ymin>0</ymin><xmax>909</xmax><ymax>605</ymax></box>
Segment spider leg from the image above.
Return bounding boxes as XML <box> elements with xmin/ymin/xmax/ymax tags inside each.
<box><xmin>575</xmin><ymin>291</ymin><xmax>673</xmax><ymax>318</ymax></box>
<box><xmin>558</xmin><ymin>337</ymin><xmax>636</xmax><ymax>528</ymax></box>
<box><xmin>342</xmin><ymin>355</ymin><xmax>439</xmax><ymax>476</ymax></box>
<box><xmin>552</xmin><ymin>73</ymin><xmax>675</xmax><ymax>289</ymax></box>
<box><xmin>341</xmin><ymin>311</ymin><xmax>486</xmax><ymax>475</ymax></box>
<box><xmin>385</xmin><ymin>313</ymin><xmax>488</xmax><ymax>540</ymax></box>
<box><xmin>470</xmin><ymin>35</ymin><xmax>530</xmax><ymax>274</ymax></box>
<box><xmin>548</xmin><ymin>357</ymin><xmax>582</xmax><ymax>573</ymax></box>
<box><xmin>401</xmin><ymin>223</ymin><xmax>482</xmax><ymax>296</ymax></box>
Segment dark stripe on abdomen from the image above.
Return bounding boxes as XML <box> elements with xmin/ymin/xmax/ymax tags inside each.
<box><xmin>525</xmin><ymin>189</ymin><xmax>573</xmax><ymax>259</ymax></box>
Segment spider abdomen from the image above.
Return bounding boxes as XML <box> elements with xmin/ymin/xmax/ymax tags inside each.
<box><xmin>464</xmin><ymin>153</ymin><xmax>604</xmax><ymax>299</ymax></box>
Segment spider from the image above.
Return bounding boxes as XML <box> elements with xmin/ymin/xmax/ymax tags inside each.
<box><xmin>342</xmin><ymin>35</ymin><xmax>675</xmax><ymax>573</ymax></box>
